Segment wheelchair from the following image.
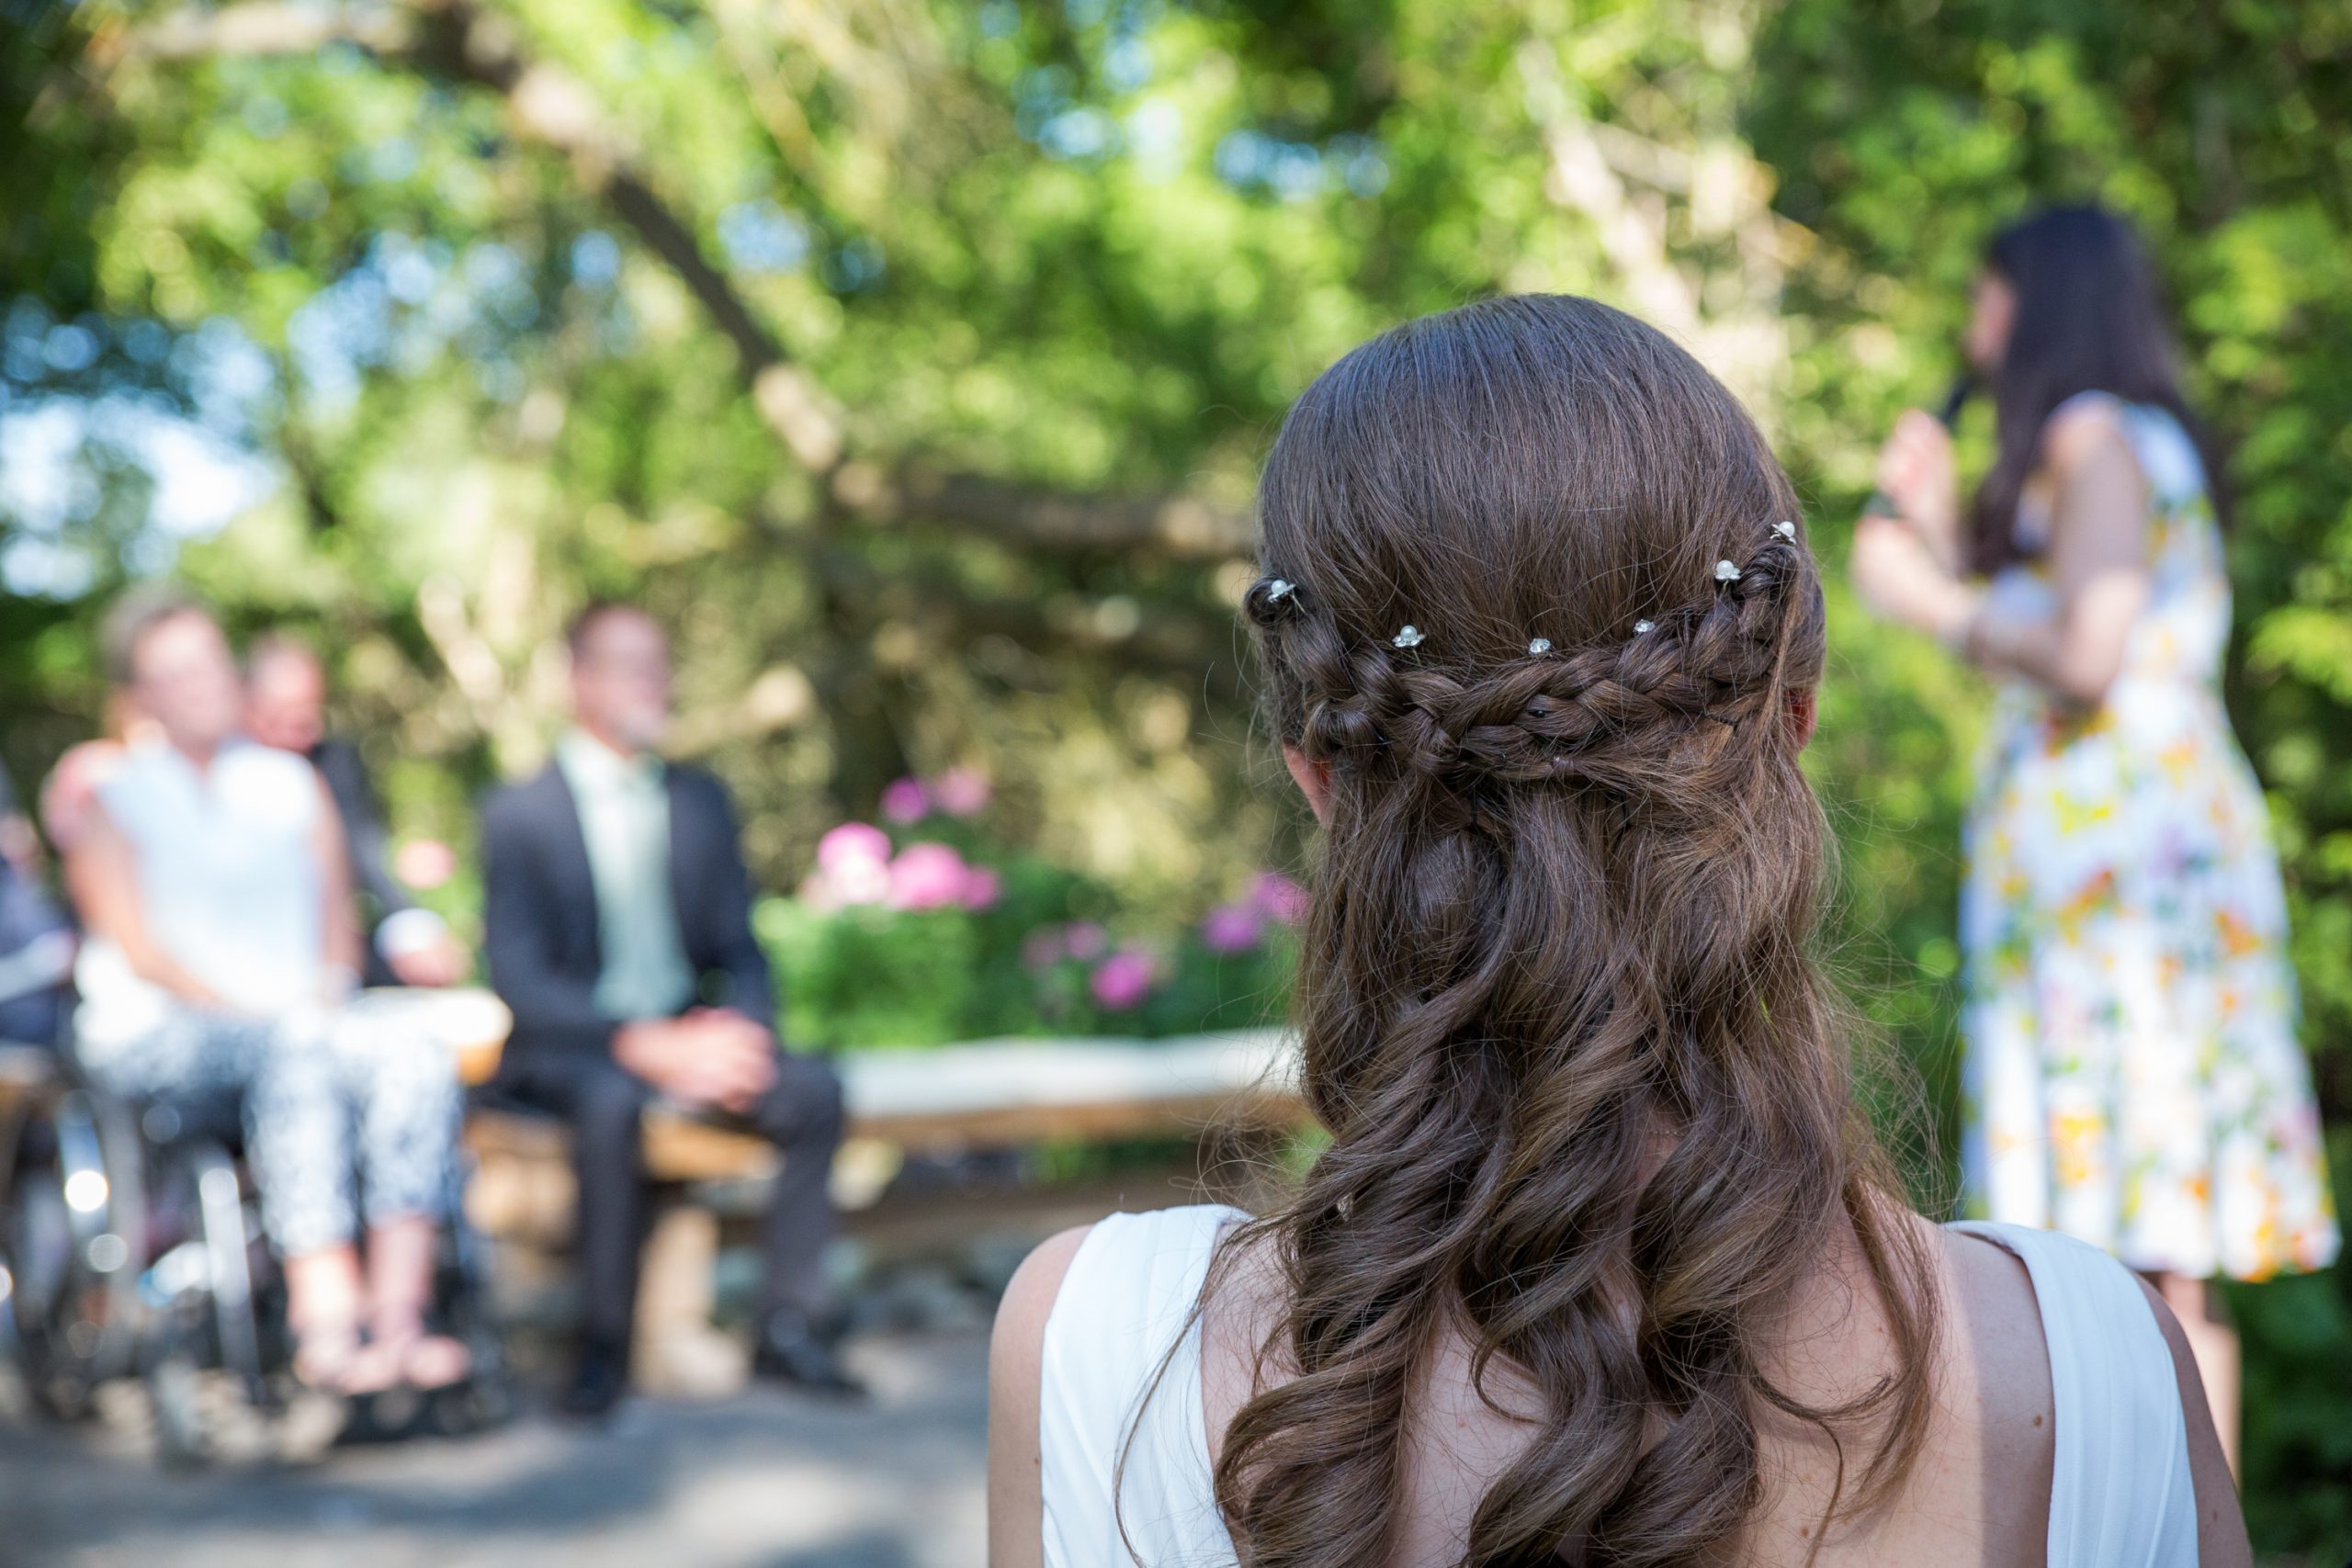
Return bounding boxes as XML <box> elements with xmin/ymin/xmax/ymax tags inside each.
<box><xmin>0</xmin><ymin>1000</ymin><xmax>516</xmax><ymax>1466</ymax></box>
<box><xmin>0</xmin><ymin>1038</ymin><xmax>143</xmax><ymax>1420</ymax></box>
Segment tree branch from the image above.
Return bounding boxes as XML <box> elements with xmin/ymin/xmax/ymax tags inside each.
<box><xmin>1514</xmin><ymin>35</ymin><xmax>1791</xmax><ymax>413</ymax></box>
<box><xmin>91</xmin><ymin>0</ymin><xmax>409</xmax><ymax>62</ymax></box>
<box><xmin>97</xmin><ymin>0</ymin><xmax>1254</xmax><ymax>560</ymax></box>
<box><xmin>808</xmin><ymin>547</ymin><xmax>1250</xmax><ymax>702</ymax></box>
<box><xmin>842</xmin><ymin>465</ymin><xmax>1253</xmax><ymax>558</ymax></box>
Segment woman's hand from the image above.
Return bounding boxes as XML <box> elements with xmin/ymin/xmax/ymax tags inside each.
<box><xmin>1873</xmin><ymin>409</ymin><xmax>1961</xmax><ymax>558</ymax></box>
<box><xmin>1851</xmin><ymin>514</ymin><xmax>1979</xmax><ymax>645</ymax></box>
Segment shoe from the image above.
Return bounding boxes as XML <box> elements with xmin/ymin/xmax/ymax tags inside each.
<box><xmin>560</xmin><ymin>1339</ymin><xmax>628</xmax><ymax>1419</ymax></box>
<box><xmin>751</xmin><ymin>1307</ymin><xmax>866</xmax><ymax>1401</ymax></box>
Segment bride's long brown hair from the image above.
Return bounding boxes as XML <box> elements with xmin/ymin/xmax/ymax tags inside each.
<box><xmin>1207</xmin><ymin>295</ymin><xmax>1940</xmax><ymax>1566</ymax></box>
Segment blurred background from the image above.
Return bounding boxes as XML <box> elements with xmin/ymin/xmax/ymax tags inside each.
<box><xmin>1</xmin><ymin>0</ymin><xmax>2346</xmax><ymax>1562</ymax></box>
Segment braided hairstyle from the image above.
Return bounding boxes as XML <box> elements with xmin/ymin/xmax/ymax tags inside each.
<box><xmin>1207</xmin><ymin>296</ymin><xmax>1940</xmax><ymax>1566</ymax></box>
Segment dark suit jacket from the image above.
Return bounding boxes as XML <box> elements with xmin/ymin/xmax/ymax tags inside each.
<box><xmin>311</xmin><ymin>737</ymin><xmax>412</xmax><ymax>987</ymax></box>
<box><xmin>480</xmin><ymin>760</ymin><xmax>775</xmax><ymax>1061</ymax></box>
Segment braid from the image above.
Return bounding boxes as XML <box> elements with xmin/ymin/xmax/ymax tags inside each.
<box><xmin>1250</xmin><ymin>529</ymin><xmax>1809</xmax><ymax>796</ymax></box>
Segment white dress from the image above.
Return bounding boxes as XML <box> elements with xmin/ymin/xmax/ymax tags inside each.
<box><xmin>1038</xmin><ymin>1205</ymin><xmax>2199</xmax><ymax>1568</ymax></box>
<box><xmin>1959</xmin><ymin>392</ymin><xmax>2336</xmax><ymax>1282</ymax></box>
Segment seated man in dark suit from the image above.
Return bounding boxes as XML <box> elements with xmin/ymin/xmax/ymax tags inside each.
<box><xmin>481</xmin><ymin>602</ymin><xmax>854</xmax><ymax>1416</ymax></box>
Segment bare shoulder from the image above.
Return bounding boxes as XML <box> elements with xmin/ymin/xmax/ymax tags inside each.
<box><xmin>2040</xmin><ymin>398</ymin><xmax>2152</xmax><ymax>576</ymax></box>
<box><xmin>1931</xmin><ymin>1221</ymin><xmax>2056</xmax><ymax>1553</ymax></box>
<box><xmin>2041</xmin><ymin>393</ymin><xmax>2137</xmax><ymax>479</ymax></box>
<box><xmin>2129</xmin><ymin>1275</ymin><xmax>2255</xmax><ymax>1568</ymax></box>
<box><xmin>1935</xmin><ymin>1220</ymin><xmax>2051</xmax><ymax>1400</ymax></box>
<box><xmin>1935</xmin><ymin>1226</ymin><xmax>2249</xmax><ymax>1566</ymax></box>
<box><xmin>986</xmin><ymin>1224</ymin><xmax>1093</xmax><ymax>1568</ymax></box>
<box><xmin>2041</xmin><ymin>392</ymin><xmax>2135</xmax><ymax>460</ymax></box>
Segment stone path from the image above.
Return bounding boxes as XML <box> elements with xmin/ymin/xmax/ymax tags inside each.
<box><xmin>0</xmin><ymin>1328</ymin><xmax>988</xmax><ymax>1568</ymax></box>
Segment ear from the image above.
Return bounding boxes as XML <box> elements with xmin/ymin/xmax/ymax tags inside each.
<box><xmin>1784</xmin><ymin>688</ymin><xmax>1818</xmax><ymax>750</ymax></box>
<box><xmin>1283</xmin><ymin>744</ymin><xmax>1334</xmax><ymax>825</ymax></box>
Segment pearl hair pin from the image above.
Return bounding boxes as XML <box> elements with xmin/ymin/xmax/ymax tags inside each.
<box><xmin>1330</xmin><ymin>520</ymin><xmax>1789</xmax><ymax>668</ymax></box>
<box><xmin>1266</xmin><ymin>578</ymin><xmax>1296</xmax><ymax>601</ymax></box>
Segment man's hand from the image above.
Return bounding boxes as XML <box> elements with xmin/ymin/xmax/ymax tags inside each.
<box><xmin>613</xmin><ymin>1009</ymin><xmax>778</xmax><ymax>1114</ymax></box>
<box><xmin>0</xmin><ymin>812</ymin><xmax>45</xmax><ymax>879</ymax></box>
<box><xmin>379</xmin><ymin>908</ymin><xmax>468</xmax><ymax>989</ymax></box>
<box><xmin>679</xmin><ymin>1009</ymin><xmax>779</xmax><ymax>1113</ymax></box>
<box><xmin>387</xmin><ymin>933</ymin><xmax>469</xmax><ymax>989</ymax></box>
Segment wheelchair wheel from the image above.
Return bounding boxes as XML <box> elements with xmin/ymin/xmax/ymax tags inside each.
<box><xmin>140</xmin><ymin>1136</ymin><xmax>266</xmax><ymax>1393</ymax></box>
<box><xmin>3</xmin><ymin>1087</ymin><xmax>147</xmax><ymax>1419</ymax></box>
<box><xmin>131</xmin><ymin>1133</ymin><xmax>293</xmax><ymax>1468</ymax></box>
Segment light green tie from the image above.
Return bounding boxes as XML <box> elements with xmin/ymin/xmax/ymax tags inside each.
<box><xmin>557</xmin><ymin>731</ymin><xmax>695</xmax><ymax>1021</ymax></box>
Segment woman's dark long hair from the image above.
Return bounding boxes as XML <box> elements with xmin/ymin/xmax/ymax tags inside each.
<box><xmin>1203</xmin><ymin>295</ymin><xmax>1941</xmax><ymax>1566</ymax></box>
<box><xmin>1970</xmin><ymin>204</ymin><xmax>2222</xmax><ymax>573</ymax></box>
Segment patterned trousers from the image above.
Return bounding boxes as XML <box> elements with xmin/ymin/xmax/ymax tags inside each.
<box><xmin>77</xmin><ymin>993</ymin><xmax>460</xmax><ymax>1258</ymax></box>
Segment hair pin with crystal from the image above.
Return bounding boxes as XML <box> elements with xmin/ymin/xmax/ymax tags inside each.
<box><xmin>1391</xmin><ymin>625</ymin><xmax>1425</xmax><ymax>649</ymax></box>
<box><xmin>1772</xmin><ymin>521</ymin><xmax>1797</xmax><ymax>542</ymax></box>
<box><xmin>1527</xmin><ymin>637</ymin><xmax>1553</xmax><ymax>657</ymax></box>
<box><xmin>1713</xmin><ymin>560</ymin><xmax>1742</xmax><ymax>583</ymax></box>
<box><xmin>1634</xmin><ymin>619</ymin><xmax>1656</xmax><ymax>635</ymax></box>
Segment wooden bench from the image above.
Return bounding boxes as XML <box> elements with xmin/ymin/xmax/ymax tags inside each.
<box><xmin>461</xmin><ymin>1029</ymin><xmax>1305</xmax><ymax>1393</ymax></box>
<box><xmin>3</xmin><ymin>1029</ymin><xmax>1306</xmax><ymax>1393</ymax></box>
<box><xmin>0</xmin><ymin>1042</ymin><xmax>58</xmax><ymax>1110</ymax></box>
<box><xmin>0</xmin><ymin>1043</ymin><xmax>62</xmax><ymax>1166</ymax></box>
<box><xmin>843</xmin><ymin>1031</ymin><xmax>1303</xmax><ymax>1149</ymax></box>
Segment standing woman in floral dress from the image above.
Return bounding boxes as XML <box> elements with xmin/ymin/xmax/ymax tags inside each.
<box><xmin>1852</xmin><ymin>204</ymin><xmax>2339</xmax><ymax>1463</ymax></box>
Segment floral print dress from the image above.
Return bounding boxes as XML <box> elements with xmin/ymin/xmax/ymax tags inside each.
<box><xmin>1959</xmin><ymin>393</ymin><xmax>2339</xmax><ymax>1280</ymax></box>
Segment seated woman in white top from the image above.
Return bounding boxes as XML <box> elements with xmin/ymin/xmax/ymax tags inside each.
<box><xmin>988</xmin><ymin>296</ymin><xmax>2248</xmax><ymax>1567</ymax></box>
<box><xmin>68</xmin><ymin>591</ymin><xmax>467</xmax><ymax>1393</ymax></box>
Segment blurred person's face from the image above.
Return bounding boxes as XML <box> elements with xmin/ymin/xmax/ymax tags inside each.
<box><xmin>1964</xmin><ymin>269</ymin><xmax>2017</xmax><ymax>373</ymax></box>
<box><xmin>245</xmin><ymin>649</ymin><xmax>327</xmax><ymax>754</ymax></box>
<box><xmin>570</xmin><ymin>610</ymin><xmax>673</xmax><ymax>753</ymax></box>
<box><xmin>131</xmin><ymin>613</ymin><xmax>245</xmax><ymax>754</ymax></box>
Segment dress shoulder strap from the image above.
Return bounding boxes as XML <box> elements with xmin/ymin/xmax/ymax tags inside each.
<box><xmin>1947</xmin><ymin>1221</ymin><xmax>2200</xmax><ymax>1566</ymax></box>
<box><xmin>1039</xmin><ymin>1203</ymin><xmax>1246</xmax><ymax>1568</ymax></box>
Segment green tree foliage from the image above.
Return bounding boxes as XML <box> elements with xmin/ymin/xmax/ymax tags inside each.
<box><xmin>2</xmin><ymin>0</ymin><xmax>2345</xmax><ymax>1542</ymax></box>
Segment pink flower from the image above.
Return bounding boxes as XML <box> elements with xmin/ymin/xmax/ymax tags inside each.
<box><xmin>1021</xmin><ymin>928</ymin><xmax>1065</xmax><ymax>969</ymax></box>
<box><xmin>1061</xmin><ymin>919</ymin><xmax>1109</xmax><ymax>961</ymax></box>
<box><xmin>1090</xmin><ymin>948</ymin><xmax>1158</xmax><ymax>1010</ymax></box>
<box><xmin>888</xmin><ymin>841</ymin><xmax>972</xmax><ymax>911</ymax></box>
<box><xmin>1199</xmin><ymin>902</ymin><xmax>1263</xmax><ymax>954</ymax></box>
<box><xmin>933</xmin><ymin>766</ymin><xmax>991</xmax><ymax>818</ymax></box>
<box><xmin>1249</xmin><ymin>871</ymin><xmax>1309</xmax><ymax>924</ymax></box>
<box><xmin>958</xmin><ymin>864</ymin><xmax>1003</xmax><ymax>911</ymax></box>
<box><xmin>815</xmin><ymin>822</ymin><xmax>892</xmax><ymax>905</ymax></box>
<box><xmin>393</xmin><ymin>838</ymin><xmax>457</xmax><ymax>891</ymax></box>
<box><xmin>880</xmin><ymin>776</ymin><xmax>930</xmax><ymax>824</ymax></box>
<box><xmin>818</xmin><ymin>821</ymin><xmax>892</xmax><ymax>874</ymax></box>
